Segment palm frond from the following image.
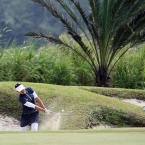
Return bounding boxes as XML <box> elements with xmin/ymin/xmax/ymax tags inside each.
<box><xmin>71</xmin><ymin>0</ymin><xmax>101</xmax><ymax>66</ymax></box>
<box><xmin>56</xmin><ymin>0</ymin><xmax>77</xmax><ymax>23</ymax></box>
<box><xmin>114</xmin><ymin>0</ymin><xmax>136</xmax><ymax>21</ymax></box>
<box><xmin>25</xmin><ymin>31</ymin><xmax>63</xmax><ymax>44</ymax></box>
<box><xmin>56</xmin><ymin>0</ymin><xmax>92</xmax><ymax>42</ymax></box>
<box><xmin>56</xmin><ymin>0</ymin><xmax>101</xmax><ymax>62</ymax></box>
<box><xmin>113</xmin><ymin>0</ymin><xmax>145</xmax><ymax>25</ymax></box>
<box><xmin>88</xmin><ymin>0</ymin><xmax>101</xmax><ymax>23</ymax></box>
<box><xmin>71</xmin><ymin>0</ymin><xmax>101</xmax><ymax>39</ymax></box>
<box><xmin>113</xmin><ymin>23</ymin><xmax>134</xmax><ymax>50</ymax></box>
<box><xmin>107</xmin><ymin>23</ymin><xmax>134</xmax><ymax>69</ymax></box>
<box><xmin>131</xmin><ymin>29</ymin><xmax>145</xmax><ymax>46</ymax></box>
<box><xmin>129</xmin><ymin>9</ymin><xmax>145</xmax><ymax>31</ymax></box>
<box><xmin>32</xmin><ymin>0</ymin><xmax>78</xmax><ymax>36</ymax></box>
<box><xmin>127</xmin><ymin>0</ymin><xmax>145</xmax><ymax>19</ymax></box>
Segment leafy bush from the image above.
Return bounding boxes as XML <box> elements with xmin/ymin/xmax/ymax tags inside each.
<box><xmin>87</xmin><ymin>106</ymin><xmax>145</xmax><ymax>128</ymax></box>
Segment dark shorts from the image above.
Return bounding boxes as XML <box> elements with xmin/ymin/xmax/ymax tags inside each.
<box><xmin>20</xmin><ymin>111</ymin><xmax>40</xmax><ymax>127</ymax></box>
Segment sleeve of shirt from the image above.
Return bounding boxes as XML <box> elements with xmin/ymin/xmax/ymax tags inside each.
<box><xmin>19</xmin><ymin>95</ymin><xmax>27</xmax><ymax>105</ymax></box>
<box><xmin>24</xmin><ymin>102</ymin><xmax>36</xmax><ymax>108</ymax></box>
<box><xmin>33</xmin><ymin>91</ymin><xmax>38</xmax><ymax>99</ymax></box>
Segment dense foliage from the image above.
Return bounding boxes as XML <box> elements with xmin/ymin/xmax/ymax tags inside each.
<box><xmin>0</xmin><ymin>40</ymin><xmax>93</xmax><ymax>86</ymax></box>
<box><xmin>0</xmin><ymin>39</ymin><xmax>145</xmax><ymax>89</ymax></box>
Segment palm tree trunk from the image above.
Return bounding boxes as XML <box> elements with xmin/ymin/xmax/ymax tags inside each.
<box><xmin>94</xmin><ymin>67</ymin><xmax>110</xmax><ymax>87</ymax></box>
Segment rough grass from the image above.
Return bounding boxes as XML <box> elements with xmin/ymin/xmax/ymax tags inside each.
<box><xmin>0</xmin><ymin>82</ymin><xmax>145</xmax><ymax>129</ymax></box>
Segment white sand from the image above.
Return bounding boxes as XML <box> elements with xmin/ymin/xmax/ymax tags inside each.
<box><xmin>122</xmin><ymin>98</ymin><xmax>145</xmax><ymax>107</ymax></box>
<box><xmin>39</xmin><ymin>113</ymin><xmax>61</xmax><ymax>130</ymax></box>
<box><xmin>0</xmin><ymin>115</ymin><xmax>19</xmax><ymax>131</ymax></box>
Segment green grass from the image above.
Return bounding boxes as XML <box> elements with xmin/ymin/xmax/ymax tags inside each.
<box><xmin>0</xmin><ymin>129</ymin><xmax>145</xmax><ymax>145</ymax></box>
<box><xmin>1</xmin><ymin>81</ymin><xmax>145</xmax><ymax>129</ymax></box>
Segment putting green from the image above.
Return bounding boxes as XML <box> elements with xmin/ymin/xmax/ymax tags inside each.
<box><xmin>0</xmin><ymin>129</ymin><xmax>145</xmax><ymax>145</ymax></box>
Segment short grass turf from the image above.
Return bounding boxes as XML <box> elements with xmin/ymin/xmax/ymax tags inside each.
<box><xmin>0</xmin><ymin>129</ymin><xmax>145</xmax><ymax>145</ymax></box>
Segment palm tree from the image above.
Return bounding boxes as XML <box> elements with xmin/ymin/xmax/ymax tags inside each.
<box><xmin>25</xmin><ymin>0</ymin><xmax>145</xmax><ymax>87</ymax></box>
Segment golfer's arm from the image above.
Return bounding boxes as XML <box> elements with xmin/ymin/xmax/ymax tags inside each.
<box><xmin>35</xmin><ymin>97</ymin><xmax>46</xmax><ymax>109</ymax></box>
<box><xmin>35</xmin><ymin>105</ymin><xmax>45</xmax><ymax>112</ymax></box>
<box><xmin>24</xmin><ymin>102</ymin><xmax>45</xmax><ymax>112</ymax></box>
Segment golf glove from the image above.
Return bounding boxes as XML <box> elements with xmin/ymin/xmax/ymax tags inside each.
<box><xmin>45</xmin><ymin>108</ymin><xmax>52</xmax><ymax>114</ymax></box>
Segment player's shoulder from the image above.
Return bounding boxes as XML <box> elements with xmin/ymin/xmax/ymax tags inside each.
<box><xmin>18</xmin><ymin>94</ymin><xmax>25</xmax><ymax>101</ymax></box>
<box><xmin>25</xmin><ymin>87</ymin><xmax>34</xmax><ymax>93</ymax></box>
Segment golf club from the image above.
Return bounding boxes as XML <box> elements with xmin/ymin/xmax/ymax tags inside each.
<box><xmin>143</xmin><ymin>106</ymin><xmax>145</xmax><ymax>111</ymax></box>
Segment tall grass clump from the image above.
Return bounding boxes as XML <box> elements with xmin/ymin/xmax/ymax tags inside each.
<box><xmin>0</xmin><ymin>38</ymin><xmax>94</xmax><ymax>86</ymax></box>
<box><xmin>111</xmin><ymin>44</ymin><xmax>145</xmax><ymax>89</ymax></box>
<box><xmin>0</xmin><ymin>42</ymin><xmax>40</xmax><ymax>81</ymax></box>
<box><xmin>35</xmin><ymin>47</ymin><xmax>77</xmax><ymax>85</ymax></box>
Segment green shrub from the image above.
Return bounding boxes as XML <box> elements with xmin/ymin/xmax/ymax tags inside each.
<box><xmin>87</xmin><ymin>106</ymin><xmax>145</xmax><ymax>128</ymax></box>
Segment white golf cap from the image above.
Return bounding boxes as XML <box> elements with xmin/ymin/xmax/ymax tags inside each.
<box><xmin>15</xmin><ymin>84</ymin><xmax>25</xmax><ymax>92</ymax></box>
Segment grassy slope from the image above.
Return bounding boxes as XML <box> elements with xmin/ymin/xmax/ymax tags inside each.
<box><xmin>0</xmin><ymin>81</ymin><xmax>145</xmax><ymax>129</ymax></box>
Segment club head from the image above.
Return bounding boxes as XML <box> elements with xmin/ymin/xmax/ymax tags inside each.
<box><xmin>143</xmin><ymin>106</ymin><xmax>145</xmax><ymax>111</ymax></box>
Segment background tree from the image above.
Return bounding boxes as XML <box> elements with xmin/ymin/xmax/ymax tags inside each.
<box><xmin>25</xmin><ymin>0</ymin><xmax>145</xmax><ymax>87</ymax></box>
<box><xmin>0</xmin><ymin>0</ymin><xmax>86</xmax><ymax>45</ymax></box>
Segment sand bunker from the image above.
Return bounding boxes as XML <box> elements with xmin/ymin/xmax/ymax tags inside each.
<box><xmin>122</xmin><ymin>98</ymin><xmax>145</xmax><ymax>107</ymax></box>
<box><xmin>0</xmin><ymin>113</ymin><xmax>61</xmax><ymax>131</ymax></box>
<box><xmin>0</xmin><ymin>98</ymin><xmax>145</xmax><ymax>131</ymax></box>
<box><xmin>39</xmin><ymin>113</ymin><xmax>61</xmax><ymax>130</ymax></box>
<box><xmin>0</xmin><ymin>115</ymin><xmax>19</xmax><ymax>131</ymax></box>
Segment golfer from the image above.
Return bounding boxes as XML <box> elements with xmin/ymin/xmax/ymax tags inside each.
<box><xmin>15</xmin><ymin>83</ymin><xmax>51</xmax><ymax>131</ymax></box>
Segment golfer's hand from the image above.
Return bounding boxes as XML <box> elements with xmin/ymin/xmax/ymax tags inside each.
<box><xmin>45</xmin><ymin>108</ymin><xmax>52</xmax><ymax>114</ymax></box>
